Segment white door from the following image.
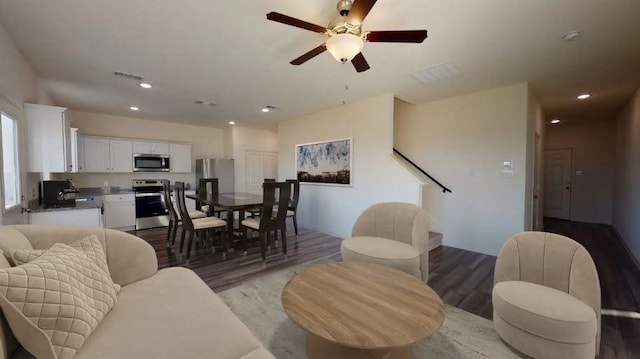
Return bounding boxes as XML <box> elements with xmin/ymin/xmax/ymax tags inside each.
<box><xmin>246</xmin><ymin>151</ymin><xmax>264</xmax><ymax>194</ymax></box>
<box><xmin>169</xmin><ymin>143</ymin><xmax>192</xmax><ymax>173</ymax></box>
<box><xmin>544</xmin><ymin>149</ymin><xmax>572</xmax><ymax>220</ymax></box>
<box><xmin>83</xmin><ymin>137</ymin><xmax>110</xmax><ymax>172</ymax></box>
<box><xmin>264</xmin><ymin>153</ymin><xmax>278</xmax><ymax>179</ymax></box>
<box><xmin>109</xmin><ymin>139</ymin><xmax>133</xmax><ymax>172</ymax></box>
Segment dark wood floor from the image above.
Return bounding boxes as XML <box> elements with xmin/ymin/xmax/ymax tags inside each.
<box><xmin>134</xmin><ymin>218</ymin><xmax>640</xmax><ymax>358</ymax></box>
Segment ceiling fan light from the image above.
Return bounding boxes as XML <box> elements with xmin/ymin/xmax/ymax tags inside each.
<box><xmin>326</xmin><ymin>33</ymin><xmax>364</xmax><ymax>63</ymax></box>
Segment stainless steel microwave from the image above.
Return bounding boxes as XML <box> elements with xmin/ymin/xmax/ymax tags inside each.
<box><xmin>133</xmin><ymin>154</ymin><xmax>170</xmax><ymax>172</ymax></box>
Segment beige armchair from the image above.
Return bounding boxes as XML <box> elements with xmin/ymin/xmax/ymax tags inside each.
<box><xmin>340</xmin><ymin>202</ymin><xmax>430</xmax><ymax>281</ymax></box>
<box><xmin>493</xmin><ymin>232</ymin><xmax>601</xmax><ymax>358</ymax></box>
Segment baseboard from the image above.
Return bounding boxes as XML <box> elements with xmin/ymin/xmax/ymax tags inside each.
<box><xmin>611</xmin><ymin>226</ymin><xmax>640</xmax><ymax>271</ymax></box>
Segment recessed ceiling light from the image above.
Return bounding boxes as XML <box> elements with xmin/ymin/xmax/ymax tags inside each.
<box><xmin>261</xmin><ymin>108</ymin><xmax>270</xmax><ymax>113</ymax></box>
<box><xmin>551</xmin><ymin>119</ymin><xmax>560</xmax><ymax>124</ymax></box>
<box><xmin>228</xmin><ymin>121</ymin><xmax>236</xmax><ymax>125</ymax></box>
<box><xmin>139</xmin><ymin>83</ymin><xmax>152</xmax><ymax>89</ymax></box>
<box><xmin>577</xmin><ymin>93</ymin><xmax>591</xmax><ymax>100</ymax></box>
<box><xmin>129</xmin><ymin>106</ymin><xmax>139</xmax><ymax>111</ymax></box>
<box><xmin>562</xmin><ymin>31</ymin><xmax>582</xmax><ymax>41</ymax></box>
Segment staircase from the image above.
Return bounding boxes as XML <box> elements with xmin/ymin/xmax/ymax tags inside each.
<box><xmin>391</xmin><ymin>148</ymin><xmax>449</xmax><ymax>252</ymax></box>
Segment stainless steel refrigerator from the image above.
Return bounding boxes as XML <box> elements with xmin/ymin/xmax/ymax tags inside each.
<box><xmin>195</xmin><ymin>159</ymin><xmax>235</xmax><ymax>193</ymax></box>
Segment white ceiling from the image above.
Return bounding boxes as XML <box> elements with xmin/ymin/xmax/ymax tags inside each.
<box><xmin>0</xmin><ymin>0</ymin><xmax>638</xmax><ymax>129</ymax></box>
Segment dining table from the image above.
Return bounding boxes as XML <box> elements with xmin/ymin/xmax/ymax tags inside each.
<box><xmin>185</xmin><ymin>192</ymin><xmax>263</xmax><ymax>253</ymax></box>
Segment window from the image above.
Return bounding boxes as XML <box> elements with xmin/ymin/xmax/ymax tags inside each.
<box><xmin>1</xmin><ymin>112</ymin><xmax>20</xmax><ymax>210</ymax></box>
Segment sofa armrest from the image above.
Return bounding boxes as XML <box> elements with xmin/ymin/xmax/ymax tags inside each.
<box><xmin>103</xmin><ymin>228</ymin><xmax>158</xmax><ymax>286</ymax></box>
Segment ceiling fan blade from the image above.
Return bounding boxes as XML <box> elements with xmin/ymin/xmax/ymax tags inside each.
<box><xmin>346</xmin><ymin>0</ymin><xmax>378</xmax><ymax>25</ymax></box>
<box><xmin>266</xmin><ymin>12</ymin><xmax>327</xmax><ymax>33</ymax></box>
<box><xmin>366</xmin><ymin>30</ymin><xmax>428</xmax><ymax>43</ymax></box>
<box><xmin>351</xmin><ymin>52</ymin><xmax>370</xmax><ymax>73</ymax></box>
<box><xmin>290</xmin><ymin>44</ymin><xmax>327</xmax><ymax>65</ymax></box>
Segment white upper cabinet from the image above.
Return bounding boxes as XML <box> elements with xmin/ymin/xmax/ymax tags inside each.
<box><xmin>109</xmin><ymin>139</ymin><xmax>133</xmax><ymax>172</ymax></box>
<box><xmin>82</xmin><ymin>137</ymin><xmax>110</xmax><ymax>172</ymax></box>
<box><xmin>81</xmin><ymin>137</ymin><xmax>133</xmax><ymax>173</ymax></box>
<box><xmin>25</xmin><ymin>104</ymin><xmax>74</xmax><ymax>173</ymax></box>
<box><xmin>169</xmin><ymin>143</ymin><xmax>192</xmax><ymax>173</ymax></box>
<box><xmin>133</xmin><ymin>141</ymin><xmax>169</xmax><ymax>155</ymax></box>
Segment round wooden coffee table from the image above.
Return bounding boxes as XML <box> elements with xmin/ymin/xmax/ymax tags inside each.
<box><xmin>282</xmin><ymin>262</ymin><xmax>445</xmax><ymax>359</ymax></box>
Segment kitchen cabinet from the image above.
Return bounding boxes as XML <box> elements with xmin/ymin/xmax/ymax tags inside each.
<box><xmin>133</xmin><ymin>141</ymin><xmax>169</xmax><ymax>155</ymax></box>
<box><xmin>73</xmin><ymin>129</ymin><xmax>85</xmax><ymax>173</ymax></box>
<box><xmin>109</xmin><ymin>139</ymin><xmax>133</xmax><ymax>172</ymax></box>
<box><xmin>81</xmin><ymin>137</ymin><xmax>133</xmax><ymax>173</ymax></box>
<box><xmin>103</xmin><ymin>194</ymin><xmax>135</xmax><ymax>230</ymax></box>
<box><xmin>29</xmin><ymin>208</ymin><xmax>102</xmax><ymax>227</ymax></box>
<box><xmin>25</xmin><ymin>104</ymin><xmax>75</xmax><ymax>173</ymax></box>
<box><xmin>82</xmin><ymin>137</ymin><xmax>110</xmax><ymax>172</ymax></box>
<box><xmin>169</xmin><ymin>143</ymin><xmax>192</xmax><ymax>173</ymax></box>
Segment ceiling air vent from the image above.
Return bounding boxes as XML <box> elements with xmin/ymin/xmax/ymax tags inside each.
<box><xmin>410</xmin><ymin>62</ymin><xmax>461</xmax><ymax>84</ymax></box>
<box><xmin>113</xmin><ymin>71</ymin><xmax>144</xmax><ymax>81</ymax></box>
<box><xmin>194</xmin><ymin>100</ymin><xmax>216</xmax><ymax>107</ymax></box>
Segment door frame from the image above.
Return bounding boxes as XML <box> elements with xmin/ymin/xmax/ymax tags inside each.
<box><xmin>0</xmin><ymin>95</ymin><xmax>28</xmax><ymax>225</ymax></box>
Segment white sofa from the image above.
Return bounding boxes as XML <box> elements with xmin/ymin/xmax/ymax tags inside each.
<box><xmin>0</xmin><ymin>225</ymin><xmax>275</xmax><ymax>359</ymax></box>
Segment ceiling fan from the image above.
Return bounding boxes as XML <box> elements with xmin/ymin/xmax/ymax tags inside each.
<box><xmin>266</xmin><ymin>0</ymin><xmax>428</xmax><ymax>73</ymax></box>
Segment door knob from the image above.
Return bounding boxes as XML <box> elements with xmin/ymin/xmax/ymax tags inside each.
<box><xmin>566</xmin><ymin>186</ymin><xmax>571</xmax><ymax>190</ymax></box>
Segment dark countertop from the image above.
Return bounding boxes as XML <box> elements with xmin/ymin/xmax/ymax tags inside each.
<box><xmin>78</xmin><ymin>187</ymin><xmax>135</xmax><ymax>195</ymax></box>
<box><xmin>27</xmin><ymin>200</ymin><xmax>103</xmax><ymax>213</ymax></box>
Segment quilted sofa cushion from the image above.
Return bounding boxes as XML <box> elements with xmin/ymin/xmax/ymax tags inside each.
<box><xmin>0</xmin><ymin>241</ymin><xmax>120</xmax><ymax>359</ymax></box>
<box><xmin>7</xmin><ymin>236</ymin><xmax>115</xmax><ymax>285</ymax></box>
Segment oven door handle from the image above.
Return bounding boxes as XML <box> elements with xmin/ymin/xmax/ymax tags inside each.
<box><xmin>135</xmin><ymin>193</ymin><xmax>164</xmax><ymax>197</ymax></box>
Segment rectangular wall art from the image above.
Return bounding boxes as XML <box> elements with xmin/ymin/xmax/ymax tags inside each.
<box><xmin>296</xmin><ymin>138</ymin><xmax>352</xmax><ymax>186</ymax></box>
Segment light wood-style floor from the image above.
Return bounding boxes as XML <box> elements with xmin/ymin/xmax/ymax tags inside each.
<box><xmin>133</xmin><ymin>218</ymin><xmax>639</xmax><ymax>358</ymax></box>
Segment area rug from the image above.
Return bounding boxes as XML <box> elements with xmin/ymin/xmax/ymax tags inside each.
<box><xmin>218</xmin><ymin>260</ymin><xmax>522</xmax><ymax>358</ymax></box>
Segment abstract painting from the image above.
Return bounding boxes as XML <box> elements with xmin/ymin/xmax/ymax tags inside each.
<box><xmin>296</xmin><ymin>138</ymin><xmax>352</xmax><ymax>185</ymax></box>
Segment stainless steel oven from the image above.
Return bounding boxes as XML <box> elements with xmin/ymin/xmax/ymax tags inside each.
<box><xmin>133</xmin><ymin>154</ymin><xmax>170</xmax><ymax>172</ymax></box>
<box><xmin>132</xmin><ymin>180</ymin><xmax>169</xmax><ymax>230</ymax></box>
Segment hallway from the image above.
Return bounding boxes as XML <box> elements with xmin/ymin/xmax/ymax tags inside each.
<box><xmin>544</xmin><ymin>218</ymin><xmax>640</xmax><ymax>358</ymax></box>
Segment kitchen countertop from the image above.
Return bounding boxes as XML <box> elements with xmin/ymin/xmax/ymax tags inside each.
<box><xmin>78</xmin><ymin>187</ymin><xmax>135</xmax><ymax>195</ymax></box>
<box><xmin>27</xmin><ymin>200</ymin><xmax>103</xmax><ymax>213</ymax></box>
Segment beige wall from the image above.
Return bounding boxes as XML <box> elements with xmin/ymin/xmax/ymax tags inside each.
<box><xmin>614</xmin><ymin>88</ymin><xmax>640</xmax><ymax>263</ymax></box>
<box><xmin>229</xmin><ymin>126</ymin><xmax>278</xmax><ymax>193</ymax></box>
<box><xmin>278</xmin><ymin>94</ymin><xmax>423</xmax><ymax>239</ymax></box>
<box><xmin>545</xmin><ymin>119</ymin><xmax>616</xmax><ymax>224</ymax></box>
<box><xmin>70</xmin><ymin>110</ymin><xmax>224</xmax><ymax>160</ymax></box>
<box><xmin>59</xmin><ymin>110</ymin><xmax>225</xmax><ymax>188</ymax></box>
<box><xmin>0</xmin><ymin>21</ymin><xmax>52</xmax><ymax>225</ymax></box>
<box><xmin>395</xmin><ymin>83</ymin><xmax>530</xmax><ymax>256</ymax></box>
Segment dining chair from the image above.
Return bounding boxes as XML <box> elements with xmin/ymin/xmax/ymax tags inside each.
<box><xmin>240</xmin><ymin>181</ymin><xmax>291</xmax><ymax>262</ymax></box>
<box><xmin>175</xmin><ymin>182</ymin><xmax>227</xmax><ymax>265</ymax></box>
<box><xmin>285</xmin><ymin>179</ymin><xmax>300</xmax><ymax>235</ymax></box>
<box><xmin>247</xmin><ymin>178</ymin><xmax>276</xmax><ymax>218</ymax></box>
<box><xmin>163</xmin><ymin>180</ymin><xmax>207</xmax><ymax>248</ymax></box>
<box><xmin>198</xmin><ymin>178</ymin><xmax>223</xmax><ymax>217</ymax></box>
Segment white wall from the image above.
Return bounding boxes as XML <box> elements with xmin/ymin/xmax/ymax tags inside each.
<box><xmin>395</xmin><ymin>83</ymin><xmax>530</xmax><ymax>256</ymax></box>
<box><xmin>229</xmin><ymin>126</ymin><xmax>278</xmax><ymax>193</ymax></box>
<box><xmin>278</xmin><ymin>94</ymin><xmax>423</xmax><ymax>239</ymax></box>
<box><xmin>0</xmin><ymin>21</ymin><xmax>52</xmax><ymax>224</ymax></box>
<box><xmin>546</xmin><ymin>119</ymin><xmax>616</xmax><ymax>224</ymax></box>
<box><xmin>613</xmin><ymin>88</ymin><xmax>640</xmax><ymax>264</ymax></box>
